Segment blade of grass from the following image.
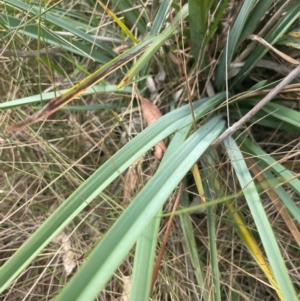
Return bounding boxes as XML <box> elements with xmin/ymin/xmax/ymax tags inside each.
<box><xmin>233</xmin><ymin>1</ymin><xmax>300</xmax><ymax>86</ymax></box>
<box><xmin>237</xmin><ymin>0</ymin><xmax>274</xmax><ymax>48</ymax></box>
<box><xmin>211</xmin><ymin>64</ymin><xmax>300</xmax><ymax>150</ymax></box>
<box><xmin>6</xmin><ymin>36</ymin><xmax>156</xmax><ymax>132</ymax></box>
<box><xmin>118</xmin><ymin>3</ymin><xmax>189</xmax><ymax>88</ymax></box>
<box><xmin>53</xmin><ymin>116</ymin><xmax>226</xmax><ymax>301</ymax></box>
<box><xmin>191</xmin><ymin>163</ymin><xmax>205</xmax><ymax>203</ymax></box>
<box><xmin>215</xmin><ymin>0</ymin><xmax>256</xmax><ymax>90</ymax></box>
<box><xmin>188</xmin><ymin>0</ymin><xmax>212</xmax><ymax>60</ymax></box>
<box><xmin>111</xmin><ymin>0</ymin><xmax>147</xmax><ymax>34</ymax></box>
<box><xmin>0</xmin><ymin>13</ymin><xmax>110</xmax><ymax>63</ymax></box>
<box><xmin>0</xmin><ymin>93</ymin><xmax>226</xmax><ymax>293</ymax></box>
<box><xmin>257</xmin><ymin>167</ymin><xmax>300</xmax><ymax>224</ymax></box>
<box><xmin>179</xmin><ymin>191</ymin><xmax>209</xmax><ymax>300</ymax></box>
<box><xmin>223</xmin><ymin>137</ymin><xmax>297</xmax><ymax>301</ymax></box>
<box><xmin>98</xmin><ymin>1</ymin><xmax>138</xmax><ymax>44</ymax></box>
<box><xmin>226</xmin><ymin>201</ymin><xmax>283</xmax><ymax>300</ymax></box>
<box><xmin>240</xmin><ymin>137</ymin><xmax>300</xmax><ymax>222</ymax></box>
<box><xmin>248</xmin><ymin>99</ymin><xmax>300</xmax><ymax>128</ymax></box>
<box><xmin>245</xmin><ymin>157</ymin><xmax>300</xmax><ymax>248</ymax></box>
<box><xmin>229</xmin><ymin>108</ymin><xmax>300</xmax><ymax>133</ymax></box>
<box><xmin>203</xmin><ymin>153</ymin><xmax>283</xmax><ymax>299</ymax></box>
<box><xmin>134</xmin><ymin>0</ymin><xmax>174</xmax><ymax>90</ymax></box>
<box><xmin>130</xmin><ymin>102</ymin><xmax>196</xmax><ymax>301</ymax></box>
<box><xmin>236</xmin><ymin>1</ymin><xmax>297</xmax><ymax>65</ymax></box>
<box><xmin>150</xmin><ymin>0</ymin><xmax>173</xmax><ymax>35</ymax></box>
<box><xmin>129</xmin><ymin>221</ymin><xmax>159</xmax><ymax>301</ymax></box>
<box><xmin>3</xmin><ymin>0</ymin><xmax>113</xmax><ymax>55</ymax></box>
<box><xmin>0</xmin><ymin>85</ymin><xmax>132</xmax><ymax>109</ymax></box>
<box><xmin>202</xmin><ymin>157</ymin><xmax>221</xmax><ymax>301</ymax></box>
<box><xmin>203</xmin><ymin>0</ymin><xmax>230</xmax><ymax>49</ymax></box>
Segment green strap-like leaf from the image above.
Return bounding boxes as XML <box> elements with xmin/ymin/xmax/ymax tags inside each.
<box><xmin>54</xmin><ymin>116</ymin><xmax>226</xmax><ymax>301</ymax></box>
<box><xmin>223</xmin><ymin>137</ymin><xmax>298</xmax><ymax>301</ymax></box>
<box><xmin>233</xmin><ymin>1</ymin><xmax>300</xmax><ymax>86</ymax></box>
<box><xmin>215</xmin><ymin>0</ymin><xmax>256</xmax><ymax>90</ymax></box>
<box><xmin>0</xmin><ymin>93</ymin><xmax>226</xmax><ymax>293</ymax></box>
<box><xmin>3</xmin><ymin>0</ymin><xmax>113</xmax><ymax>55</ymax></box>
<box><xmin>118</xmin><ymin>4</ymin><xmax>189</xmax><ymax>88</ymax></box>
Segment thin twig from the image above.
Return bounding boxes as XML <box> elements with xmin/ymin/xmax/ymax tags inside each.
<box><xmin>151</xmin><ymin>182</ymin><xmax>184</xmax><ymax>291</ymax></box>
<box><xmin>210</xmin><ymin>64</ymin><xmax>300</xmax><ymax>149</ymax></box>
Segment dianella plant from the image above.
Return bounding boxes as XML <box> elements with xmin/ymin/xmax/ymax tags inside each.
<box><xmin>1</xmin><ymin>1</ymin><xmax>300</xmax><ymax>300</ymax></box>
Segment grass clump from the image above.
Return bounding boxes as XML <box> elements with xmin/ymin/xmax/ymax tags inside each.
<box><xmin>1</xmin><ymin>1</ymin><xmax>300</xmax><ymax>300</ymax></box>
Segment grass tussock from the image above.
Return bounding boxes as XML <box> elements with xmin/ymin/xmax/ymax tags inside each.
<box><xmin>1</xmin><ymin>1</ymin><xmax>300</xmax><ymax>300</ymax></box>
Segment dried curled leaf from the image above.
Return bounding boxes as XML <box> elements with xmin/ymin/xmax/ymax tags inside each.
<box><xmin>138</xmin><ymin>93</ymin><xmax>162</xmax><ymax>126</ymax></box>
<box><xmin>135</xmin><ymin>88</ymin><xmax>166</xmax><ymax>159</ymax></box>
<box><xmin>154</xmin><ymin>141</ymin><xmax>166</xmax><ymax>160</ymax></box>
<box><xmin>249</xmin><ymin>34</ymin><xmax>299</xmax><ymax>65</ymax></box>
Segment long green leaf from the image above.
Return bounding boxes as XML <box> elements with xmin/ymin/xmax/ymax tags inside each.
<box><xmin>233</xmin><ymin>1</ymin><xmax>300</xmax><ymax>86</ymax></box>
<box><xmin>229</xmin><ymin>107</ymin><xmax>300</xmax><ymax>133</ymax></box>
<box><xmin>111</xmin><ymin>0</ymin><xmax>147</xmax><ymax>34</ymax></box>
<box><xmin>0</xmin><ymin>85</ymin><xmax>132</xmax><ymax>109</ymax></box>
<box><xmin>203</xmin><ymin>152</ymin><xmax>281</xmax><ymax>299</ymax></box>
<box><xmin>188</xmin><ymin>0</ymin><xmax>212</xmax><ymax>60</ymax></box>
<box><xmin>54</xmin><ymin>116</ymin><xmax>226</xmax><ymax>301</ymax></box>
<box><xmin>118</xmin><ymin>3</ymin><xmax>189</xmax><ymax>87</ymax></box>
<box><xmin>248</xmin><ymin>99</ymin><xmax>300</xmax><ymax>128</ymax></box>
<box><xmin>202</xmin><ymin>155</ymin><xmax>221</xmax><ymax>301</ymax></box>
<box><xmin>0</xmin><ymin>93</ymin><xmax>226</xmax><ymax>293</ymax></box>
<box><xmin>223</xmin><ymin>137</ymin><xmax>298</xmax><ymax>301</ymax></box>
<box><xmin>258</xmin><ymin>168</ymin><xmax>300</xmax><ymax>224</ymax></box>
<box><xmin>130</xmin><ymin>104</ymin><xmax>195</xmax><ymax>301</ymax></box>
<box><xmin>6</xmin><ymin>36</ymin><xmax>156</xmax><ymax>132</ymax></box>
<box><xmin>151</xmin><ymin>0</ymin><xmax>173</xmax><ymax>35</ymax></box>
<box><xmin>203</xmin><ymin>0</ymin><xmax>229</xmax><ymax>49</ymax></box>
<box><xmin>240</xmin><ymin>137</ymin><xmax>300</xmax><ymax>222</ymax></box>
<box><xmin>188</xmin><ymin>0</ymin><xmax>203</xmax><ymax>60</ymax></box>
<box><xmin>3</xmin><ymin>0</ymin><xmax>113</xmax><ymax>55</ymax></box>
<box><xmin>215</xmin><ymin>0</ymin><xmax>256</xmax><ymax>90</ymax></box>
<box><xmin>0</xmin><ymin>13</ymin><xmax>110</xmax><ymax>63</ymax></box>
<box><xmin>179</xmin><ymin>191</ymin><xmax>209</xmax><ymax>300</ymax></box>
<box><xmin>238</xmin><ymin>0</ymin><xmax>274</xmax><ymax>44</ymax></box>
